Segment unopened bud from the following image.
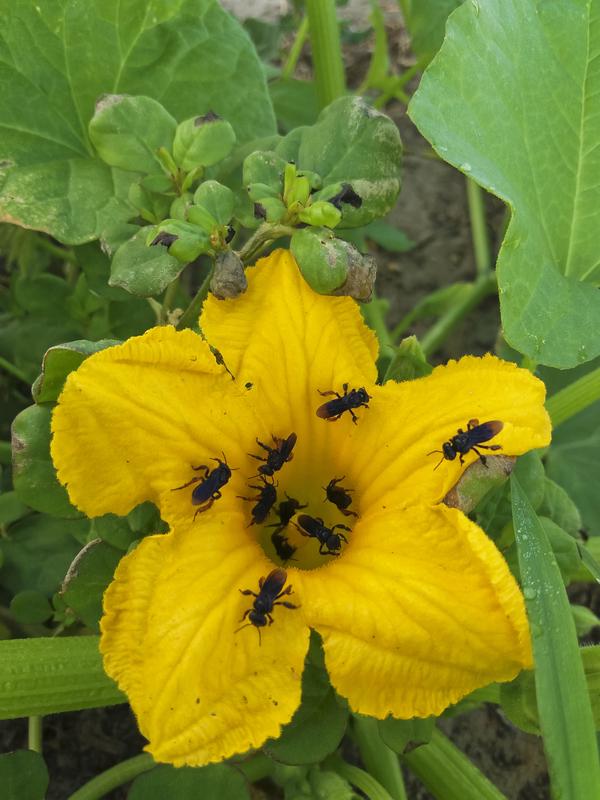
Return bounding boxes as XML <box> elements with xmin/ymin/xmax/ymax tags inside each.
<box><xmin>210</xmin><ymin>250</ymin><xmax>247</xmax><ymax>299</ymax></box>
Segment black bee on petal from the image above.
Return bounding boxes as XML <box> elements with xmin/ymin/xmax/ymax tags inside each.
<box><xmin>429</xmin><ymin>419</ymin><xmax>504</xmax><ymax>469</ymax></box>
<box><xmin>316</xmin><ymin>384</ymin><xmax>370</xmax><ymax>425</ymax></box>
<box><xmin>172</xmin><ymin>454</ymin><xmax>234</xmax><ymax>519</ymax></box>
<box><xmin>324</xmin><ymin>477</ymin><xmax>358</xmax><ymax>518</ymax></box>
<box><xmin>236</xmin><ymin>568</ymin><xmax>299</xmax><ymax>643</ymax></box>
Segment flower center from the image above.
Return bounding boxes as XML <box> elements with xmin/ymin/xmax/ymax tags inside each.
<box><xmin>237</xmin><ymin>431</ymin><xmax>360</xmax><ymax>570</ymax></box>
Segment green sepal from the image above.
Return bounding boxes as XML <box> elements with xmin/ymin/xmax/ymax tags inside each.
<box><xmin>290</xmin><ymin>229</ymin><xmax>348</xmax><ymax>293</ymax></box>
<box><xmin>243</xmin><ymin>150</ymin><xmax>286</xmax><ymax>192</ymax></box>
<box><xmin>32</xmin><ymin>339</ymin><xmax>119</xmax><ymax>405</ymax></box>
<box><xmin>11</xmin><ymin>405</ymin><xmax>81</xmax><ymax>518</ymax></box>
<box><xmin>89</xmin><ymin>94</ymin><xmax>177</xmax><ymax>174</ymax></box>
<box><xmin>111</xmin><ymin>228</ymin><xmax>184</xmax><ymax>296</ymax></box>
<box><xmin>0</xmin><ymin>750</ymin><xmax>48</xmax><ymax>800</ymax></box>
<box><xmin>173</xmin><ymin>114</ymin><xmax>236</xmax><ymax>171</ymax></box>
<box><xmin>378</xmin><ymin>716</ymin><xmax>435</xmax><ymax>754</ymax></box>
<box><xmin>61</xmin><ymin>539</ymin><xmax>124</xmax><ymax>630</ymax></box>
<box><xmin>193</xmin><ymin>180</ymin><xmax>235</xmax><ymax>226</ymax></box>
<box><xmin>383</xmin><ymin>336</ymin><xmax>433</xmax><ymax>383</ymax></box>
<box><xmin>298</xmin><ymin>200</ymin><xmax>341</xmax><ymax>229</ymax></box>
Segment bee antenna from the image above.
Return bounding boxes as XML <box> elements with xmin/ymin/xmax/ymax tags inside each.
<box><xmin>433</xmin><ymin>456</ymin><xmax>444</xmax><ymax>471</ymax></box>
<box><xmin>235</xmin><ymin>622</ymin><xmax>253</xmax><ymax>635</ymax></box>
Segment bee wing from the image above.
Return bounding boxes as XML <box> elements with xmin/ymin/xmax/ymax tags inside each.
<box><xmin>471</xmin><ymin>420</ymin><xmax>504</xmax><ymax>444</ymax></box>
<box><xmin>263</xmin><ymin>567</ymin><xmax>288</xmax><ymax>596</ymax></box>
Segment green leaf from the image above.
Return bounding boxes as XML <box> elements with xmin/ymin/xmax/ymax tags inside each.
<box><xmin>511</xmin><ymin>470</ymin><xmax>600</xmax><ymax>799</ymax></box>
<box><xmin>9</xmin><ymin>590</ymin><xmax>53</xmax><ymax>624</ymax></box>
<box><xmin>91</xmin><ymin>513</ymin><xmax>139</xmax><ymax>551</ymax></box>
<box><xmin>0</xmin><ymin>492</ymin><xmax>29</xmax><ymax>526</ymax></box>
<box><xmin>193</xmin><ymin>181</ymin><xmax>235</xmax><ymax>226</ymax></box>
<box><xmin>0</xmin><ymin>636</ymin><xmax>125</xmax><ymax>719</ymax></box>
<box><xmin>32</xmin><ymin>339</ymin><xmax>119</xmax><ymax>405</ymax></box>
<box><xmin>128</xmin><ymin>763</ymin><xmax>250</xmax><ymax>800</ymax></box>
<box><xmin>173</xmin><ymin>115</ymin><xmax>237</xmax><ymax>171</ymax></box>
<box><xmin>11</xmin><ymin>405</ymin><xmax>80</xmax><ymax>518</ymax></box>
<box><xmin>364</xmin><ymin>219</ymin><xmax>415</xmax><ymax>253</ymax></box>
<box><xmin>539</xmin><ymin>478</ymin><xmax>582</xmax><ymax>538</ymax></box>
<box><xmin>269</xmin><ymin>78</ymin><xmax>320</xmax><ymax>133</ymax></box>
<box><xmin>378</xmin><ymin>716</ymin><xmax>434</xmax><ymax>754</ymax></box>
<box><xmin>571</xmin><ymin>605</ymin><xmax>600</xmax><ymax>638</ymax></box>
<box><xmin>62</xmin><ymin>540</ymin><xmax>123</xmax><ymax>630</ymax></box>
<box><xmin>399</xmin><ymin>0</ymin><xmax>462</xmax><ymax>62</ymax></box>
<box><xmin>111</xmin><ymin>228</ymin><xmax>183</xmax><ymax>297</ymax></box>
<box><xmin>0</xmin><ymin>514</ymin><xmax>85</xmax><ymax>597</ymax></box>
<box><xmin>0</xmin><ymin>0</ymin><xmax>275</xmax><ymax>244</ymax></box>
<box><xmin>265</xmin><ymin>660</ymin><xmax>349</xmax><ymax>765</ymax></box>
<box><xmin>409</xmin><ymin>0</ymin><xmax>600</xmax><ymax>368</ymax></box>
<box><xmin>540</xmin><ymin>517</ymin><xmax>581</xmax><ymax>586</ymax></box>
<box><xmin>297</xmin><ymin>97</ymin><xmax>402</xmax><ymax>228</ymax></box>
<box><xmin>89</xmin><ymin>95</ymin><xmax>177</xmax><ymax>174</ymax></box>
<box><xmin>13</xmin><ymin>274</ymin><xmax>72</xmax><ymax>315</ymax></box>
<box><xmin>0</xmin><ymin>750</ymin><xmax>48</xmax><ymax>800</ymax></box>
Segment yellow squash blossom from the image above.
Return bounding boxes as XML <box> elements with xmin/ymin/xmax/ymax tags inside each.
<box><xmin>51</xmin><ymin>250</ymin><xmax>551</xmax><ymax>766</ymax></box>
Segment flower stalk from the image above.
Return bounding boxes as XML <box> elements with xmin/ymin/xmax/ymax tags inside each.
<box><xmin>67</xmin><ymin>753</ymin><xmax>155</xmax><ymax>800</ymax></box>
<box><xmin>353</xmin><ymin>715</ymin><xmax>407</xmax><ymax>800</ymax></box>
<box><xmin>306</xmin><ymin>0</ymin><xmax>346</xmax><ymax>108</ymax></box>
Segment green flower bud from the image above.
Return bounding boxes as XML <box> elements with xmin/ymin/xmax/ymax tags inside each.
<box><xmin>141</xmin><ymin>173</ymin><xmax>174</xmax><ymax>194</ymax></box>
<box><xmin>243</xmin><ymin>150</ymin><xmax>286</xmax><ymax>191</ymax></box>
<box><xmin>285</xmin><ymin>174</ymin><xmax>311</xmax><ymax>208</ymax></box>
<box><xmin>255</xmin><ymin>197</ymin><xmax>286</xmax><ymax>223</ymax></box>
<box><xmin>173</xmin><ymin>112</ymin><xmax>236</xmax><ymax>171</ymax></box>
<box><xmin>298</xmin><ymin>200</ymin><xmax>341</xmax><ymax>229</ymax></box>
<box><xmin>147</xmin><ymin>219</ymin><xmax>210</xmax><ymax>264</ymax></box>
<box><xmin>290</xmin><ymin>228</ymin><xmax>348</xmax><ymax>294</ymax></box>
<box><xmin>193</xmin><ymin>181</ymin><xmax>235</xmax><ymax>226</ymax></box>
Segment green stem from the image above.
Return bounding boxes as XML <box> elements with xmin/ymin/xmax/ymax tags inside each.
<box><xmin>282</xmin><ymin>15</ymin><xmax>309</xmax><ymax>79</ymax></box>
<box><xmin>402</xmin><ymin>729</ymin><xmax>507</xmax><ymax>800</ymax></box>
<box><xmin>325</xmin><ymin>754</ymin><xmax>395</xmax><ymax>800</ymax></box>
<box><xmin>0</xmin><ymin>354</ymin><xmax>30</xmax><ymax>384</ymax></box>
<box><xmin>421</xmin><ymin>273</ymin><xmax>496</xmax><ymax>358</ymax></box>
<box><xmin>466</xmin><ymin>179</ymin><xmax>491</xmax><ymax>277</ymax></box>
<box><xmin>546</xmin><ymin>365</ymin><xmax>600</xmax><ymax>428</ymax></box>
<box><xmin>28</xmin><ymin>715</ymin><xmax>42</xmax><ymax>753</ymax></box>
<box><xmin>353</xmin><ymin>716</ymin><xmax>407</xmax><ymax>800</ymax></box>
<box><xmin>306</xmin><ymin>0</ymin><xmax>346</xmax><ymax>108</ymax></box>
<box><xmin>160</xmin><ymin>276</ymin><xmax>180</xmax><ymax>323</ymax></box>
<box><xmin>237</xmin><ymin>223</ymin><xmax>295</xmax><ymax>265</ymax></box>
<box><xmin>37</xmin><ymin>237</ymin><xmax>78</xmax><ymax>265</ymax></box>
<box><xmin>68</xmin><ymin>754</ymin><xmax>155</xmax><ymax>800</ymax></box>
<box><xmin>176</xmin><ymin>269</ymin><xmax>213</xmax><ymax>331</ymax></box>
<box><xmin>362</xmin><ymin>292</ymin><xmax>392</xmax><ymax>349</ymax></box>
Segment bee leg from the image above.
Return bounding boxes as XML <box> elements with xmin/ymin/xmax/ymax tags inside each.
<box><xmin>172</xmin><ymin>476</ymin><xmax>202</xmax><ymax>491</ymax></box>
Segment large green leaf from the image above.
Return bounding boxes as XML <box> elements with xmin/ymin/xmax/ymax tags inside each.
<box><xmin>409</xmin><ymin>0</ymin><xmax>600</xmax><ymax>368</ymax></box>
<box><xmin>0</xmin><ymin>0</ymin><xmax>276</xmax><ymax>244</ymax></box>
<box><xmin>0</xmin><ymin>751</ymin><xmax>48</xmax><ymax>800</ymax></box>
<box><xmin>128</xmin><ymin>764</ymin><xmax>250</xmax><ymax>800</ymax></box>
<box><xmin>398</xmin><ymin>0</ymin><xmax>462</xmax><ymax>62</ymax></box>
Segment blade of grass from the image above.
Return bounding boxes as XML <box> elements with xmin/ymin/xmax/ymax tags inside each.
<box><xmin>0</xmin><ymin>636</ymin><xmax>125</xmax><ymax>719</ymax></box>
<box><xmin>511</xmin><ymin>471</ymin><xmax>600</xmax><ymax>799</ymax></box>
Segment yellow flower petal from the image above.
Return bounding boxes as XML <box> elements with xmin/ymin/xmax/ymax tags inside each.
<box><xmin>200</xmin><ymin>250</ymin><xmax>378</xmax><ymax>478</ymax></box>
<box><xmin>335</xmin><ymin>354</ymin><xmax>551</xmax><ymax>514</ymax></box>
<box><xmin>101</xmin><ymin>513</ymin><xmax>309</xmax><ymax>766</ymax></box>
<box><xmin>294</xmin><ymin>504</ymin><xmax>531</xmax><ymax>719</ymax></box>
<box><xmin>51</xmin><ymin>326</ymin><xmax>256</xmax><ymax>521</ymax></box>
